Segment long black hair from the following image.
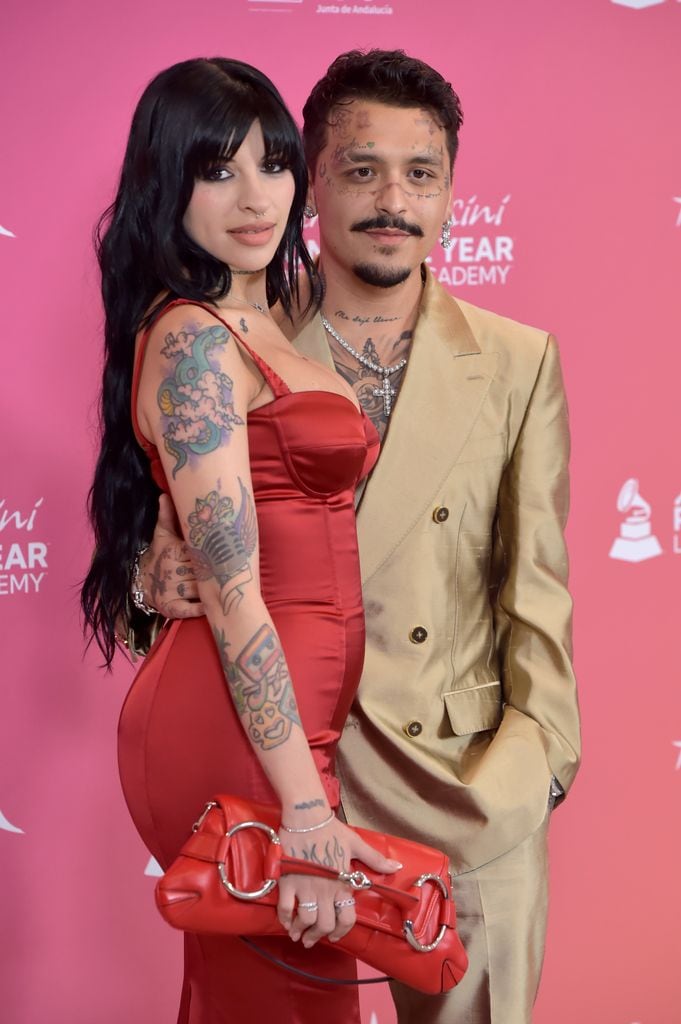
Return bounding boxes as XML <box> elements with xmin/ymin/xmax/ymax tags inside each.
<box><xmin>81</xmin><ymin>57</ymin><xmax>315</xmax><ymax>665</ymax></box>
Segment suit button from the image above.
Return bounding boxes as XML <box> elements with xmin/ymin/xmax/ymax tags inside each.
<box><xmin>433</xmin><ymin>506</ymin><xmax>449</xmax><ymax>523</ymax></box>
<box><xmin>404</xmin><ymin>720</ymin><xmax>423</xmax><ymax>738</ymax></box>
<box><xmin>409</xmin><ymin>626</ymin><xmax>428</xmax><ymax>644</ymax></box>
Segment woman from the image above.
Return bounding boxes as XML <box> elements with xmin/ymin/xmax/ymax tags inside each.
<box><xmin>81</xmin><ymin>57</ymin><xmax>398</xmax><ymax>1023</ymax></box>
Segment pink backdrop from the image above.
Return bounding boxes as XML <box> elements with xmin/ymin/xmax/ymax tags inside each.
<box><xmin>1</xmin><ymin>1</ymin><xmax>680</xmax><ymax>1021</ymax></box>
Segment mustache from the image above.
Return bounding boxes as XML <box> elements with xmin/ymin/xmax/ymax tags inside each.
<box><xmin>350</xmin><ymin>216</ymin><xmax>424</xmax><ymax>238</ymax></box>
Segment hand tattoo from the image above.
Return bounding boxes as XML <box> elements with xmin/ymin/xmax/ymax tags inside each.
<box><xmin>146</xmin><ymin>541</ymin><xmax>196</xmax><ymax>616</ymax></box>
<box><xmin>288</xmin><ymin>836</ymin><xmax>347</xmax><ymax>871</ymax></box>
<box><xmin>158</xmin><ymin>323</ymin><xmax>244</xmax><ymax>476</ymax></box>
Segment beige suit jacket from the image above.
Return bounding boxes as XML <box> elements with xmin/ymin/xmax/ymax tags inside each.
<box><xmin>294</xmin><ymin>272</ymin><xmax>581</xmax><ymax>873</ymax></box>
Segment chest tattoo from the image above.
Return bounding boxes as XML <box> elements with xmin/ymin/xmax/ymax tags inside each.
<box><xmin>330</xmin><ymin>332</ymin><xmax>412</xmax><ymax>444</ymax></box>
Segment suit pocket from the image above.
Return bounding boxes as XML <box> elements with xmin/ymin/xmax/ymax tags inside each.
<box><xmin>443</xmin><ymin>680</ymin><xmax>503</xmax><ymax>736</ymax></box>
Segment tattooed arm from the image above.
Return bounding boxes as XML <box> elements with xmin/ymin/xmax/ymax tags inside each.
<box><xmin>137</xmin><ymin>308</ymin><xmax>320</xmax><ymax>792</ymax></box>
<box><xmin>137</xmin><ymin>306</ymin><xmax>399</xmax><ymax>944</ymax></box>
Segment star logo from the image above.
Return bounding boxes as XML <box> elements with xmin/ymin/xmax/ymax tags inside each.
<box><xmin>144</xmin><ymin>856</ymin><xmax>164</xmax><ymax>877</ymax></box>
<box><xmin>0</xmin><ymin>808</ymin><xmax>24</xmax><ymax>833</ymax></box>
<box><xmin>673</xmin><ymin>740</ymin><xmax>681</xmax><ymax>770</ymax></box>
<box><xmin>674</xmin><ymin>198</ymin><xmax>681</xmax><ymax>227</ymax></box>
<box><xmin>0</xmin><ymin>224</ymin><xmax>16</xmax><ymax>238</ymax></box>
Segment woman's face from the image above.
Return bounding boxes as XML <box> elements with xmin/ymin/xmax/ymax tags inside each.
<box><xmin>183</xmin><ymin>119</ymin><xmax>296</xmax><ymax>273</ymax></box>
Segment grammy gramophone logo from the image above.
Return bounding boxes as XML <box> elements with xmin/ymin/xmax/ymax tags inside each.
<box><xmin>609</xmin><ymin>478</ymin><xmax>663</xmax><ymax>562</ymax></box>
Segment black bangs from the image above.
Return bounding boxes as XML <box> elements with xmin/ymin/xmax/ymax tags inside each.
<box><xmin>257</xmin><ymin>90</ymin><xmax>304</xmax><ymax>168</ymax></box>
<box><xmin>188</xmin><ymin>83</ymin><xmax>302</xmax><ymax>182</ymax></box>
<box><xmin>83</xmin><ymin>56</ymin><xmax>318</xmax><ymax>665</ymax></box>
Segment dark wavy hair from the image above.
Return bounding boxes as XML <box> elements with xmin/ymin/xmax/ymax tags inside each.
<box><xmin>81</xmin><ymin>57</ymin><xmax>315</xmax><ymax>665</ymax></box>
<box><xmin>303</xmin><ymin>49</ymin><xmax>464</xmax><ymax>172</ymax></box>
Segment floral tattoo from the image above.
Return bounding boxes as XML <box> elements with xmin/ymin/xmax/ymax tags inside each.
<box><xmin>158</xmin><ymin>324</ymin><xmax>244</xmax><ymax>476</ymax></box>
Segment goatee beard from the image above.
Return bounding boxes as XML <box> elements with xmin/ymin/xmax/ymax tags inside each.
<box><xmin>352</xmin><ymin>262</ymin><xmax>412</xmax><ymax>289</ymax></box>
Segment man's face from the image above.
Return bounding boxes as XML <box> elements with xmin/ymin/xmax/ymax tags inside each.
<box><xmin>310</xmin><ymin>100</ymin><xmax>453</xmax><ymax>288</ymax></box>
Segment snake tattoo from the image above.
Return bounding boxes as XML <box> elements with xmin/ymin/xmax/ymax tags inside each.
<box><xmin>158</xmin><ymin>324</ymin><xmax>244</xmax><ymax>476</ymax></box>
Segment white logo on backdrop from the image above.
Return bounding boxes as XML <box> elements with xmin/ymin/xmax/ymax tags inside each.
<box><xmin>315</xmin><ymin>4</ymin><xmax>393</xmax><ymax>13</ymax></box>
<box><xmin>144</xmin><ymin>856</ymin><xmax>164</xmax><ymax>877</ymax></box>
<box><xmin>674</xmin><ymin>197</ymin><xmax>681</xmax><ymax>227</ymax></box>
<box><xmin>0</xmin><ymin>497</ymin><xmax>48</xmax><ymax>595</ymax></box>
<box><xmin>246</xmin><ymin>0</ymin><xmax>394</xmax><ymax>12</ymax></box>
<box><xmin>0</xmin><ymin>809</ymin><xmax>24</xmax><ymax>834</ymax></box>
<box><xmin>611</xmin><ymin>0</ymin><xmax>665</xmax><ymax>8</ymax></box>
<box><xmin>248</xmin><ymin>0</ymin><xmax>302</xmax><ymax>11</ymax></box>
<box><xmin>609</xmin><ymin>479</ymin><xmax>663</xmax><ymax>562</ymax></box>
<box><xmin>673</xmin><ymin>741</ymin><xmax>681</xmax><ymax>770</ymax></box>
<box><xmin>0</xmin><ymin>224</ymin><xmax>15</xmax><ymax>238</ymax></box>
<box><xmin>428</xmin><ymin>194</ymin><xmax>513</xmax><ymax>288</ymax></box>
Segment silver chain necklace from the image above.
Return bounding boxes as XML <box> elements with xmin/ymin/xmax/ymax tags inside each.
<box><xmin>320</xmin><ymin>314</ymin><xmax>407</xmax><ymax>417</ymax></box>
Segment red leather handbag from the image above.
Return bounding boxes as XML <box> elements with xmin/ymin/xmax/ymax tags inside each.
<box><xmin>155</xmin><ymin>794</ymin><xmax>468</xmax><ymax>995</ymax></box>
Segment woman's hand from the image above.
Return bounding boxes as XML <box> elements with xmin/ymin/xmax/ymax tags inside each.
<box><xmin>139</xmin><ymin>494</ymin><xmax>204</xmax><ymax>618</ymax></box>
<box><xmin>276</xmin><ymin>817</ymin><xmax>401</xmax><ymax>947</ymax></box>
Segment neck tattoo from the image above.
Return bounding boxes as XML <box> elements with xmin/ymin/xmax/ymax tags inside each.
<box><xmin>320</xmin><ymin>314</ymin><xmax>408</xmax><ymax>417</ymax></box>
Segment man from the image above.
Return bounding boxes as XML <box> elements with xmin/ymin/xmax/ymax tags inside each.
<box><xmin>135</xmin><ymin>50</ymin><xmax>580</xmax><ymax>1023</ymax></box>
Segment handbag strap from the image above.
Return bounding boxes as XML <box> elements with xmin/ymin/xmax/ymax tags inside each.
<box><xmin>279</xmin><ymin>853</ymin><xmax>413</xmax><ymax>895</ymax></box>
<box><xmin>239</xmin><ymin>937</ymin><xmax>391</xmax><ymax>986</ymax></box>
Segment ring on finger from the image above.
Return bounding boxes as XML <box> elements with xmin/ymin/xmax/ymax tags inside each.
<box><xmin>333</xmin><ymin>897</ymin><xmax>356</xmax><ymax>912</ymax></box>
<box><xmin>298</xmin><ymin>901</ymin><xmax>319</xmax><ymax>912</ymax></box>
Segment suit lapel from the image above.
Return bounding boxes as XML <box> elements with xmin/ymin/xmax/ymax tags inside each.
<box><xmin>293</xmin><ymin>275</ymin><xmax>498</xmax><ymax>585</ymax></box>
<box><xmin>356</xmin><ymin>276</ymin><xmax>497</xmax><ymax>583</ymax></box>
<box><xmin>293</xmin><ymin>315</ymin><xmax>336</xmax><ymax>368</ymax></box>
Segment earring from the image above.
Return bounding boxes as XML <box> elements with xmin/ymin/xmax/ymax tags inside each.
<box><xmin>304</xmin><ymin>205</ymin><xmax>316</xmax><ymax>219</ymax></box>
<box><xmin>440</xmin><ymin>217</ymin><xmax>453</xmax><ymax>250</ymax></box>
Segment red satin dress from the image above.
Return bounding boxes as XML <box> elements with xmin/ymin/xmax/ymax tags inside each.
<box><xmin>118</xmin><ymin>300</ymin><xmax>379</xmax><ymax>1024</ymax></box>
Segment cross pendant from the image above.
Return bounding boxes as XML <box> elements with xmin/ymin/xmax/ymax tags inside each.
<box><xmin>373</xmin><ymin>376</ymin><xmax>397</xmax><ymax>417</ymax></box>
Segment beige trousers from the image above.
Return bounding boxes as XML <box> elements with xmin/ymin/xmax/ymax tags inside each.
<box><xmin>390</xmin><ymin>815</ymin><xmax>550</xmax><ymax>1024</ymax></box>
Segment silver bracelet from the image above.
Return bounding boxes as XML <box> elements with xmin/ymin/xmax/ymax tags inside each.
<box><xmin>280</xmin><ymin>811</ymin><xmax>335</xmax><ymax>834</ymax></box>
<box><xmin>131</xmin><ymin>545</ymin><xmax>156</xmax><ymax>615</ymax></box>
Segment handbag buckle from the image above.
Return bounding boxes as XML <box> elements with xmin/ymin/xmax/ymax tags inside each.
<box><xmin>403</xmin><ymin>873</ymin><xmax>450</xmax><ymax>953</ymax></box>
<box><xmin>338</xmin><ymin>868</ymin><xmax>373</xmax><ymax>891</ymax></box>
<box><xmin>217</xmin><ymin>820</ymin><xmax>281</xmax><ymax>900</ymax></box>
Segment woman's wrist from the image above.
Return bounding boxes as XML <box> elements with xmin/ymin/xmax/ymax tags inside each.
<box><xmin>279</xmin><ymin>794</ymin><xmax>332</xmax><ymax>829</ymax></box>
<box><xmin>280</xmin><ymin>810</ymin><xmax>335</xmax><ymax>834</ymax></box>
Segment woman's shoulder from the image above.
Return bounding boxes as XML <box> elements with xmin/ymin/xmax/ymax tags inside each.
<box><xmin>138</xmin><ymin>299</ymin><xmax>259</xmax><ymax>399</ymax></box>
<box><xmin>144</xmin><ymin>297</ymin><xmax>230</xmax><ymax>338</ymax></box>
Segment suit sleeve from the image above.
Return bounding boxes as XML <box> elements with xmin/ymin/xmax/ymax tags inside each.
<box><xmin>492</xmin><ymin>334</ymin><xmax>581</xmax><ymax>797</ymax></box>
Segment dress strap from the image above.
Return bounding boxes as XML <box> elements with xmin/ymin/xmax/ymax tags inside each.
<box><xmin>131</xmin><ymin>298</ymin><xmax>291</xmax><ymax>447</ymax></box>
<box><xmin>166</xmin><ymin>298</ymin><xmax>290</xmax><ymax>398</ymax></box>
